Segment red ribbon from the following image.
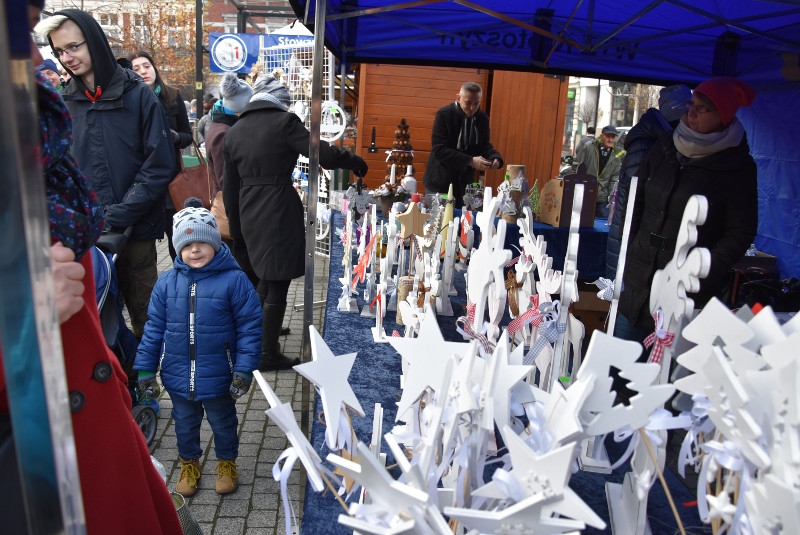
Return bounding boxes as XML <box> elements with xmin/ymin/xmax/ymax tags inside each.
<box><xmin>507</xmin><ymin>294</ymin><xmax>540</xmax><ymax>339</ymax></box>
<box><xmin>644</xmin><ymin>310</ymin><xmax>675</xmax><ymax>365</ymax></box>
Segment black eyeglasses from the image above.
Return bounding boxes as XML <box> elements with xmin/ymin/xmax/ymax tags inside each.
<box><xmin>52</xmin><ymin>41</ymin><xmax>86</xmax><ymax>58</ymax></box>
<box><xmin>685</xmin><ymin>100</ymin><xmax>713</xmax><ymax>114</ymax></box>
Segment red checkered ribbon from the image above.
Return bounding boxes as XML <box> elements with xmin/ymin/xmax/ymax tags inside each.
<box><xmin>466</xmin><ymin>302</ymin><xmax>476</xmax><ymax>325</ymax></box>
<box><xmin>392</xmin><ymin>330</ymin><xmax>402</xmax><ymax>337</ymax></box>
<box><xmin>507</xmin><ymin>294</ymin><xmax>540</xmax><ymax>340</ymax></box>
<box><xmin>644</xmin><ymin>309</ymin><xmax>675</xmax><ymax>365</ymax></box>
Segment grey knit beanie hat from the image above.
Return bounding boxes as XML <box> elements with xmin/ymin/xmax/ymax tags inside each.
<box><xmin>172</xmin><ymin>198</ymin><xmax>221</xmax><ymax>255</ymax></box>
<box><xmin>250</xmin><ymin>74</ymin><xmax>291</xmax><ymax>110</ymax></box>
<box><xmin>219</xmin><ymin>72</ymin><xmax>253</xmax><ymax>113</ymax></box>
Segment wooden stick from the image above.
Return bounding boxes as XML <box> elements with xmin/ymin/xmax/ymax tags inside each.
<box><xmin>321</xmin><ymin>471</ymin><xmax>350</xmax><ymax>512</ymax></box>
<box><xmin>639</xmin><ymin>428</ymin><xmax>687</xmax><ymax>535</ymax></box>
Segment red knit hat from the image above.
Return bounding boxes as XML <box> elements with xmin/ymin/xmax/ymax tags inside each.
<box><xmin>694</xmin><ymin>77</ymin><xmax>756</xmax><ymax>126</ymax></box>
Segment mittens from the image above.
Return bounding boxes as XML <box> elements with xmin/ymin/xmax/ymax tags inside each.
<box><xmin>230</xmin><ymin>371</ymin><xmax>253</xmax><ymax>399</ymax></box>
<box><xmin>137</xmin><ymin>371</ymin><xmax>161</xmax><ymax>399</ymax></box>
<box><xmin>352</xmin><ymin>156</ymin><xmax>368</xmax><ymax>177</ymax></box>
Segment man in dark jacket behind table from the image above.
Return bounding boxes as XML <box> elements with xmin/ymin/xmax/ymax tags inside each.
<box><xmin>223</xmin><ymin>74</ymin><xmax>368</xmax><ymax>372</ymax></box>
<box><xmin>423</xmin><ymin>81</ymin><xmax>503</xmax><ymax>208</ymax></box>
<box><xmin>36</xmin><ymin>10</ymin><xmax>176</xmax><ymax>340</ymax></box>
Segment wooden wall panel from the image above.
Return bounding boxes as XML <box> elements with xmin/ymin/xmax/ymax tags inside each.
<box><xmin>354</xmin><ymin>64</ymin><xmax>567</xmax><ymax>197</ymax></box>
<box><xmin>356</xmin><ymin>64</ymin><xmax>488</xmax><ymax>190</ymax></box>
<box><xmin>484</xmin><ymin>71</ymin><xmax>568</xmax><ymax>193</ymax></box>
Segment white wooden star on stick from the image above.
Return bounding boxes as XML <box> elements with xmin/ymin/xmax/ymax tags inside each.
<box><xmin>472</xmin><ymin>426</ymin><xmax>606</xmax><ymax>530</ymax></box>
<box><xmin>389</xmin><ymin>307</ymin><xmax>471</xmax><ymax>421</ymax></box>
<box><xmin>445</xmin><ymin>493</ymin><xmax>584</xmax><ymax>534</ymax></box>
<box><xmin>294</xmin><ymin>326</ymin><xmax>364</xmax><ymax>451</ymax></box>
<box><xmin>253</xmin><ymin>371</ymin><xmax>325</xmax><ymax>492</ymax></box>
<box><xmin>328</xmin><ymin>442</ymin><xmax>429</xmax><ymax>524</ymax></box>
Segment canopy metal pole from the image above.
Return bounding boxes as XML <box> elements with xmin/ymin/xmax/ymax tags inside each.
<box><xmin>0</xmin><ymin>1</ymin><xmax>85</xmax><ymax>532</ymax></box>
<box><xmin>301</xmin><ymin>0</ymin><xmax>327</xmax><ymax>438</ymax></box>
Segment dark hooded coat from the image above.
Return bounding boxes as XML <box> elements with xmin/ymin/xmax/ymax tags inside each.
<box><xmin>52</xmin><ymin>9</ymin><xmax>176</xmax><ymax>240</ymax></box>
<box><xmin>223</xmin><ymin>100</ymin><xmax>366</xmax><ymax>281</ymax></box>
<box><xmin>618</xmin><ymin>129</ymin><xmax>758</xmax><ymax>331</ymax></box>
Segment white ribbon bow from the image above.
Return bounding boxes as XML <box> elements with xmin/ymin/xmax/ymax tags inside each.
<box><xmin>610</xmin><ymin>408</ymin><xmax>692</xmax><ymax>470</ymax></box>
<box><xmin>524</xmin><ymin>301</ymin><xmax>564</xmax><ymax>365</ymax></box>
<box><xmin>592</xmin><ymin>277</ymin><xmax>615</xmax><ymax>301</ymax></box>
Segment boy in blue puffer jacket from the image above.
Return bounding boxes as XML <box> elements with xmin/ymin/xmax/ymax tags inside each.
<box><xmin>134</xmin><ymin>198</ymin><xmax>261</xmax><ymax>496</ymax></box>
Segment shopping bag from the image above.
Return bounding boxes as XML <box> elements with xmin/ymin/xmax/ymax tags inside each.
<box><xmin>210</xmin><ymin>191</ymin><xmax>230</xmax><ymax>240</ymax></box>
<box><xmin>168</xmin><ymin>140</ymin><xmax>211</xmax><ymax>210</ymax></box>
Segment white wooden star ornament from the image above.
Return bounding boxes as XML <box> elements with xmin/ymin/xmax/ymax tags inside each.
<box><xmin>294</xmin><ymin>326</ymin><xmax>364</xmax><ymax>451</ymax></box>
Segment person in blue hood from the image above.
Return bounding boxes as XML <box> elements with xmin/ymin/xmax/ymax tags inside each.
<box><xmin>135</xmin><ymin>198</ymin><xmax>262</xmax><ymax>497</ymax></box>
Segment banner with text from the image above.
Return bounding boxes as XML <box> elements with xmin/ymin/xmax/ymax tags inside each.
<box><xmin>209</xmin><ymin>33</ymin><xmax>314</xmax><ymax>73</ymax></box>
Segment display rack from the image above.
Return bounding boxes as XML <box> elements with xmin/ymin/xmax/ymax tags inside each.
<box><xmin>260</xmin><ymin>43</ymin><xmax>338</xmax><ymax>258</ymax></box>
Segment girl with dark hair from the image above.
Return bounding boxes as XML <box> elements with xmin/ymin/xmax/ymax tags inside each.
<box><xmin>128</xmin><ymin>50</ymin><xmax>193</xmax><ymax>260</ymax></box>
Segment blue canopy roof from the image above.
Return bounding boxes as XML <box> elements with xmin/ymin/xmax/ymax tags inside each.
<box><xmin>289</xmin><ymin>0</ymin><xmax>800</xmax><ymax>278</ymax></box>
<box><xmin>288</xmin><ymin>0</ymin><xmax>800</xmax><ymax>86</ymax></box>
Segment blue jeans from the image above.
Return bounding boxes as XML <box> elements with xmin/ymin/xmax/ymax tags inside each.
<box><xmin>595</xmin><ymin>201</ymin><xmax>610</xmax><ymax>219</ymax></box>
<box><xmin>613</xmin><ymin>312</ymin><xmax>649</xmax><ymax>345</ymax></box>
<box><xmin>171</xmin><ymin>395</ymin><xmax>239</xmax><ymax>461</ymax></box>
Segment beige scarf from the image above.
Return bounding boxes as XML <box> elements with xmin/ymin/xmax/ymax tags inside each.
<box><xmin>673</xmin><ymin>117</ymin><xmax>745</xmax><ymax>159</ymax></box>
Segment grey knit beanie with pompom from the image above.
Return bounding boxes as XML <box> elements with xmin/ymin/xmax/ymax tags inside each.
<box><xmin>172</xmin><ymin>197</ymin><xmax>222</xmax><ymax>255</ymax></box>
<box><xmin>219</xmin><ymin>72</ymin><xmax>253</xmax><ymax>114</ymax></box>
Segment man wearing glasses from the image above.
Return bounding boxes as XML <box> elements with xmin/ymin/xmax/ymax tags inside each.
<box><xmin>35</xmin><ymin>9</ymin><xmax>175</xmax><ymax>342</ymax></box>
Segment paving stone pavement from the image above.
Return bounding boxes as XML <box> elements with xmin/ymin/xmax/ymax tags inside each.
<box><xmin>144</xmin><ymin>236</ymin><xmax>328</xmax><ymax>534</ymax></box>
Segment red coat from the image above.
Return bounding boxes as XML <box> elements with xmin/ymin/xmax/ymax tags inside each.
<box><xmin>1</xmin><ymin>253</ymin><xmax>182</xmax><ymax>534</ymax></box>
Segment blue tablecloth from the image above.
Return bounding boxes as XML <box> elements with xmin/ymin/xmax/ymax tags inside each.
<box><xmin>459</xmin><ymin>209</ymin><xmax>610</xmax><ymax>280</ymax></box>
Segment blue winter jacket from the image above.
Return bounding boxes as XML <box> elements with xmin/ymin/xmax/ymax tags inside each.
<box><xmin>134</xmin><ymin>243</ymin><xmax>262</xmax><ymax>401</ymax></box>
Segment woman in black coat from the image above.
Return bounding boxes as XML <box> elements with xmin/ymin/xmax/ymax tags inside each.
<box><xmin>616</xmin><ymin>77</ymin><xmax>758</xmax><ymax>343</ymax></box>
<box><xmin>223</xmin><ymin>74</ymin><xmax>368</xmax><ymax>371</ymax></box>
<box><xmin>129</xmin><ymin>51</ymin><xmax>194</xmax><ymax>260</ymax></box>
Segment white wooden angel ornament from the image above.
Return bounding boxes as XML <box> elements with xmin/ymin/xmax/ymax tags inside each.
<box><xmin>605</xmin><ymin>195</ymin><xmax>711</xmax><ymax>535</ymax></box>
<box><xmin>361</xmin><ymin>205</ymin><xmax>379</xmax><ymax>318</ymax></box>
<box><xmin>436</xmin><ymin>217</ymin><xmax>458</xmax><ymax>316</ymax></box>
<box><xmin>338</xmin><ymin>209</ymin><xmax>359</xmax><ymax>313</ymax></box>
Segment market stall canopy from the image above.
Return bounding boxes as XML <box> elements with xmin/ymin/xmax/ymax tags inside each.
<box><xmin>287</xmin><ymin>0</ymin><xmax>800</xmax><ymax>87</ymax></box>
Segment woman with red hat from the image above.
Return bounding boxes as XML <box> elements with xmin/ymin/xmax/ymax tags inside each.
<box><xmin>615</xmin><ymin>76</ymin><xmax>758</xmax><ymax>343</ymax></box>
